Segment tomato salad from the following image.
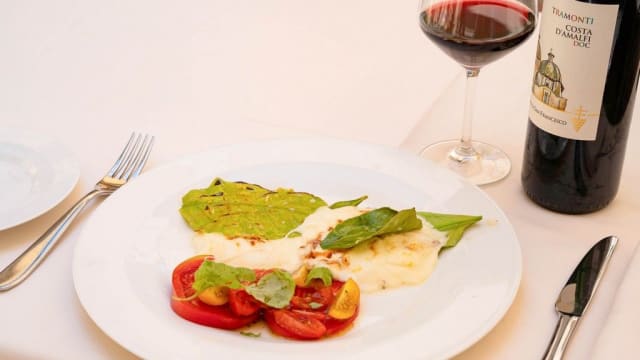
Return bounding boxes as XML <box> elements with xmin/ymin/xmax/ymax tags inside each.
<box><xmin>170</xmin><ymin>255</ymin><xmax>360</xmax><ymax>340</ymax></box>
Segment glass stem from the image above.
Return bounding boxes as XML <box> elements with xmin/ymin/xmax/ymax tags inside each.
<box><xmin>450</xmin><ymin>68</ymin><xmax>480</xmax><ymax>162</ymax></box>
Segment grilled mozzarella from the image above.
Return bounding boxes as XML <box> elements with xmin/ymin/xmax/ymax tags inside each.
<box><xmin>192</xmin><ymin>206</ymin><xmax>446</xmax><ymax>293</ymax></box>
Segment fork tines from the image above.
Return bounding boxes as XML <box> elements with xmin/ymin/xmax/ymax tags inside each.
<box><xmin>107</xmin><ymin>133</ymin><xmax>154</xmax><ymax>181</ymax></box>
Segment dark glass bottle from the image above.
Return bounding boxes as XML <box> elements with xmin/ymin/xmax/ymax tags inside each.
<box><xmin>521</xmin><ymin>0</ymin><xmax>640</xmax><ymax>213</ymax></box>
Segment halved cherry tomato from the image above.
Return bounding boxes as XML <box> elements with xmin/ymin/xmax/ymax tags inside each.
<box><xmin>264</xmin><ymin>309</ymin><xmax>327</xmax><ymax>340</ymax></box>
<box><xmin>328</xmin><ymin>278</ymin><xmax>360</xmax><ymax>320</ymax></box>
<box><xmin>265</xmin><ymin>306</ymin><xmax>358</xmax><ymax>339</ymax></box>
<box><xmin>170</xmin><ymin>298</ymin><xmax>258</xmax><ymax>330</ymax></box>
<box><xmin>292</xmin><ymin>266</ymin><xmax>309</xmax><ymax>287</ymax></box>
<box><xmin>228</xmin><ymin>289</ymin><xmax>261</xmax><ymax>316</ymax></box>
<box><xmin>170</xmin><ymin>255</ymin><xmax>259</xmax><ymax>329</ymax></box>
<box><xmin>263</xmin><ymin>310</ymin><xmax>295</xmax><ymax>338</ymax></box>
<box><xmin>330</xmin><ymin>280</ymin><xmax>345</xmax><ymax>295</ymax></box>
<box><xmin>171</xmin><ymin>255</ymin><xmax>207</xmax><ymax>298</ymax></box>
<box><xmin>290</xmin><ymin>284</ymin><xmax>334</xmax><ymax>311</ymax></box>
<box><xmin>171</xmin><ymin>256</ymin><xmax>359</xmax><ymax>338</ymax></box>
<box><xmin>290</xmin><ymin>309</ymin><xmax>328</xmax><ymax>321</ymax></box>
<box><xmin>198</xmin><ymin>286</ymin><xmax>230</xmax><ymax>306</ymax></box>
<box><xmin>325</xmin><ymin>306</ymin><xmax>359</xmax><ymax>336</ymax></box>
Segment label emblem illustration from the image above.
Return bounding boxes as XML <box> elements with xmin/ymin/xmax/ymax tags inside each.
<box><xmin>527</xmin><ymin>0</ymin><xmax>618</xmax><ymax>141</ymax></box>
<box><xmin>532</xmin><ymin>42</ymin><xmax>598</xmax><ymax>132</ymax></box>
<box><xmin>533</xmin><ymin>45</ymin><xmax>568</xmax><ymax>111</ymax></box>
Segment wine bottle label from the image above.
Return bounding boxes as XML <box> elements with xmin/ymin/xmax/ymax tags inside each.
<box><xmin>528</xmin><ymin>0</ymin><xmax>618</xmax><ymax>140</ymax></box>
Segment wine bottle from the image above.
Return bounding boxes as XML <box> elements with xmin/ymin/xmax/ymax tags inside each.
<box><xmin>521</xmin><ymin>0</ymin><xmax>639</xmax><ymax>213</ymax></box>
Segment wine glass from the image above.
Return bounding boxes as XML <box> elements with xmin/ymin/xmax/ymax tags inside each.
<box><xmin>418</xmin><ymin>0</ymin><xmax>537</xmax><ymax>184</ymax></box>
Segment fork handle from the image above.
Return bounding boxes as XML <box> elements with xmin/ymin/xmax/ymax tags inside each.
<box><xmin>0</xmin><ymin>189</ymin><xmax>108</xmax><ymax>291</ymax></box>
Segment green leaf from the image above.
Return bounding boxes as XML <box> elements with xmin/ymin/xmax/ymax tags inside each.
<box><xmin>239</xmin><ymin>331</ymin><xmax>261</xmax><ymax>338</ymax></box>
<box><xmin>416</xmin><ymin>212</ymin><xmax>482</xmax><ymax>231</ymax></box>
<box><xmin>192</xmin><ymin>260</ymin><xmax>256</xmax><ymax>293</ymax></box>
<box><xmin>180</xmin><ymin>178</ymin><xmax>327</xmax><ymax>240</ymax></box>
<box><xmin>305</xmin><ymin>267</ymin><xmax>333</xmax><ymax>286</ymax></box>
<box><xmin>417</xmin><ymin>212</ymin><xmax>482</xmax><ymax>249</ymax></box>
<box><xmin>308</xmin><ymin>302</ymin><xmax>323</xmax><ymax>309</ymax></box>
<box><xmin>320</xmin><ymin>207</ymin><xmax>423</xmax><ymax>250</ymax></box>
<box><xmin>329</xmin><ymin>195</ymin><xmax>368</xmax><ymax>209</ymax></box>
<box><xmin>245</xmin><ymin>269</ymin><xmax>295</xmax><ymax>309</ymax></box>
<box><xmin>287</xmin><ymin>231</ymin><xmax>302</xmax><ymax>238</ymax></box>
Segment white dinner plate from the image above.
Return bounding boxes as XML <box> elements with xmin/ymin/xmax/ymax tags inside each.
<box><xmin>72</xmin><ymin>137</ymin><xmax>521</xmax><ymax>360</ymax></box>
<box><xmin>0</xmin><ymin>128</ymin><xmax>80</xmax><ymax>230</ymax></box>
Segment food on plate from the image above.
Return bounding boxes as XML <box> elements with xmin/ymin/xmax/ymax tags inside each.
<box><xmin>180</xmin><ymin>178</ymin><xmax>326</xmax><ymax>239</ymax></box>
<box><xmin>171</xmin><ymin>255</ymin><xmax>358</xmax><ymax>340</ymax></box>
<box><xmin>172</xmin><ymin>178</ymin><xmax>482</xmax><ymax>339</ymax></box>
<box><xmin>327</xmin><ymin>278</ymin><xmax>359</xmax><ymax>320</ymax></box>
<box><xmin>182</xmin><ymin>178</ymin><xmax>481</xmax><ymax>293</ymax></box>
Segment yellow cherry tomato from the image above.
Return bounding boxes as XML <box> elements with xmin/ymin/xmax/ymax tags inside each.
<box><xmin>198</xmin><ymin>286</ymin><xmax>229</xmax><ymax>306</ymax></box>
<box><xmin>328</xmin><ymin>278</ymin><xmax>360</xmax><ymax>320</ymax></box>
<box><xmin>292</xmin><ymin>266</ymin><xmax>309</xmax><ymax>287</ymax></box>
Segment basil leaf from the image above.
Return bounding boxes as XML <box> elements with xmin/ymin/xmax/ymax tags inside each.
<box><xmin>180</xmin><ymin>178</ymin><xmax>326</xmax><ymax>240</ymax></box>
<box><xmin>245</xmin><ymin>269</ymin><xmax>295</xmax><ymax>309</ymax></box>
<box><xmin>329</xmin><ymin>195</ymin><xmax>368</xmax><ymax>209</ymax></box>
<box><xmin>308</xmin><ymin>302</ymin><xmax>323</xmax><ymax>309</ymax></box>
<box><xmin>239</xmin><ymin>331</ymin><xmax>261</xmax><ymax>337</ymax></box>
<box><xmin>320</xmin><ymin>207</ymin><xmax>423</xmax><ymax>249</ymax></box>
<box><xmin>192</xmin><ymin>260</ymin><xmax>256</xmax><ymax>293</ymax></box>
<box><xmin>417</xmin><ymin>212</ymin><xmax>482</xmax><ymax>248</ymax></box>
<box><xmin>305</xmin><ymin>267</ymin><xmax>333</xmax><ymax>286</ymax></box>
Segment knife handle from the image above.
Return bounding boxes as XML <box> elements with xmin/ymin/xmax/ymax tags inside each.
<box><xmin>542</xmin><ymin>314</ymin><xmax>579</xmax><ymax>360</ymax></box>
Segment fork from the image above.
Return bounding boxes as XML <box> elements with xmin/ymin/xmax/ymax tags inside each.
<box><xmin>0</xmin><ymin>133</ymin><xmax>154</xmax><ymax>291</ymax></box>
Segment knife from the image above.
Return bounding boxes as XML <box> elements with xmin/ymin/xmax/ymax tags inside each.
<box><xmin>542</xmin><ymin>235</ymin><xmax>618</xmax><ymax>360</ymax></box>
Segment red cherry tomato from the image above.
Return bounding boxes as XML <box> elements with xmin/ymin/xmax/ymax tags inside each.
<box><xmin>325</xmin><ymin>306</ymin><xmax>359</xmax><ymax>336</ymax></box>
<box><xmin>264</xmin><ymin>309</ymin><xmax>327</xmax><ymax>340</ymax></box>
<box><xmin>171</xmin><ymin>255</ymin><xmax>206</xmax><ymax>298</ymax></box>
<box><xmin>171</xmin><ymin>256</ymin><xmax>359</xmax><ymax>338</ymax></box>
<box><xmin>170</xmin><ymin>298</ymin><xmax>258</xmax><ymax>330</ymax></box>
<box><xmin>290</xmin><ymin>280</ymin><xmax>343</xmax><ymax>311</ymax></box>
<box><xmin>170</xmin><ymin>256</ymin><xmax>258</xmax><ymax>329</ymax></box>
<box><xmin>290</xmin><ymin>309</ymin><xmax>328</xmax><ymax>321</ymax></box>
<box><xmin>290</xmin><ymin>286</ymin><xmax>332</xmax><ymax>310</ymax></box>
<box><xmin>228</xmin><ymin>289</ymin><xmax>261</xmax><ymax>316</ymax></box>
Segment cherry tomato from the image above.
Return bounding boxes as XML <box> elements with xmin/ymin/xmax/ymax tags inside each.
<box><xmin>264</xmin><ymin>309</ymin><xmax>327</xmax><ymax>340</ymax></box>
<box><xmin>290</xmin><ymin>280</ymin><xmax>343</xmax><ymax>311</ymax></box>
<box><xmin>290</xmin><ymin>309</ymin><xmax>328</xmax><ymax>321</ymax></box>
<box><xmin>324</xmin><ymin>280</ymin><xmax>359</xmax><ymax>334</ymax></box>
<box><xmin>228</xmin><ymin>289</ymin><xmax>261</xmax><ymax>316</ymax></box>
<box><xmin>170</xmin><ymin>255</ymin><xmax>259</xmax><ymax>329</ymax></box>
<box><xmin>171</xmin><ymin>255</ymin><xmax>207</xmax><ymax>298</ymax></box>
<box><xmin>325</xmin><ymin>306</ymin><xmax>359</xmax><ymax>336</ymax></box>
<box><xmin>330</xmin><ymin>280</ymin><xmax>345</xmax><ymax>294</ymax></box>
<box><xmin>328</xmin><ymin>279</ymin><xmax>360</xmax><ymax>320</ymax></box>
<box><xmin>263</xmin><ymin>310</ymin><xmax>294</xmax><ymax>338</ymax></box>
<box><xmin>290</xmin><ymin>286</ymin><xmax>333</xmax><ymax>310</ymax></box>
<box><xmin>171</xmin><ymin>256</ymin><xmax>359</xmax><ymax>338</ymax></box>
<box><xmin>170</xmin><ymin>298</ymin><xmax>258</xmax><ymax>330</ymax></box>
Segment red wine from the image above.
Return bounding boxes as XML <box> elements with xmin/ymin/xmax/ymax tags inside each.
<box><xmin>419</xmin><ymin>0</ymin><xmax>536</xmax><ymax>68</ymax></box>
<box><xmin>521</xmin><ymin>0</ymin><xmax>639</xmax><ymax>213</ymax></box>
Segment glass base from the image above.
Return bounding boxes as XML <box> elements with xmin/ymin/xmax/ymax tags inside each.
<box><xmin>419</xmin><ymin>140</ymin><xmax>511</xmax><ymax>185</ymax></box>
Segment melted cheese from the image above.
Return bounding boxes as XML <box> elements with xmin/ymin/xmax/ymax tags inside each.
<box><xmin>192</xmin><ymin>232</ymin><xmax>307</xmax><ymax>272</ymax></box>
<box><xmin>191</xmin><ymin>206</ymin><xmax>361</xmax><ymax>272</ymax></box>
<box><xmin>192</xmin><ymin>206</ymin><xmax>446</xmax><ymax>293</ymax></box>
<box><xmin>306</xmin><ymin>220</ymin><xmax>445</xmax><ymax>292</ymax></box>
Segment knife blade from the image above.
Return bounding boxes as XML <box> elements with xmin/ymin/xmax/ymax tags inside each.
<box><xmin>542</xmin><ymin>235</ymin><xmax>618</xmax><ymax>360</ymax></box>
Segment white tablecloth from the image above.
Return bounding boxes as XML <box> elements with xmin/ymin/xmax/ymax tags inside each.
<box><xmin>1</xmin><ymin>1</ymin><xmax>638</xmax><ymax>359</ymax></box>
